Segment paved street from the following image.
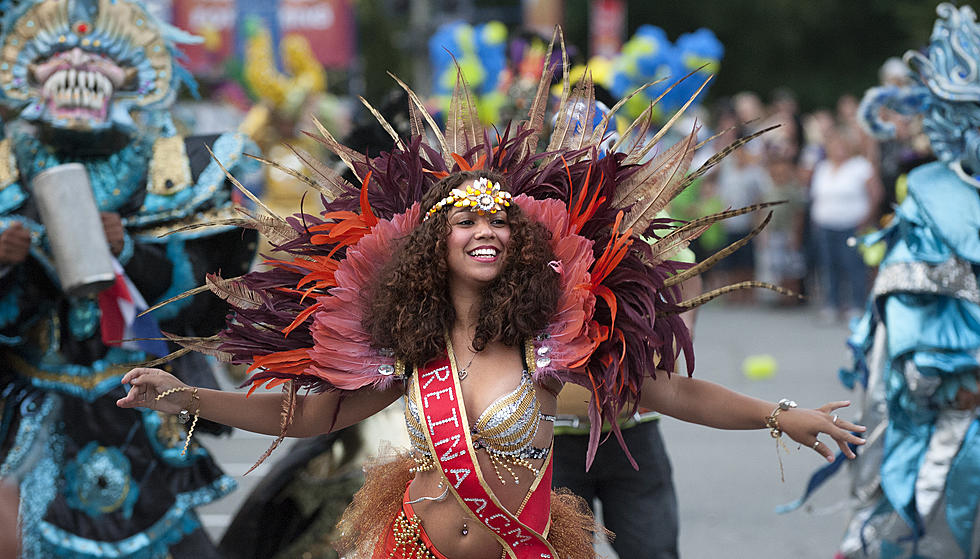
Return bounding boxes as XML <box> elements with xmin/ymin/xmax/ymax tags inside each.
<box><xmin>660</xmin><ymin>302</ymin><xmax>856</xmax><ymax>558</ymax></box>
<box><xmin>198</xmin><ymin>300</ymin><xmax>859</xmax><ymax>557</ymax></box>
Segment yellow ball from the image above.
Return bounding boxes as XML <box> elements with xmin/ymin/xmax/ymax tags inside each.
<box><xmin>742</xmin><ymin>354</ymin><xmax>777</xmax><ymax>380</ymax></box>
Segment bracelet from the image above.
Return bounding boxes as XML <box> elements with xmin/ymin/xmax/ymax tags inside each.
<box><xmin>765</xmin><ymin>398</ymin><xmax>797</xmax><ymax>482</ymax></box>
<box><xmin>155</xmin><ymin>386</ymin><xmax>200</xmax><ymax>456</ymax></box>
<box><xmin>765</xmin><ymin>398</ymin><xmax>797</xmax><ymax>438</ymax></box>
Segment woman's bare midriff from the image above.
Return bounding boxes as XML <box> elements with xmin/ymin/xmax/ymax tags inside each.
<box><xmin>407</xmin><ymin>382</ymin><xmax>556</xmax><ymax>559</ymax></box>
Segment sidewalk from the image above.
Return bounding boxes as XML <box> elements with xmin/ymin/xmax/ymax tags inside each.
<box><xmin>662</xmin><ymin>301</ymin><xmax>856</xmax><ymax>558</ymax></box>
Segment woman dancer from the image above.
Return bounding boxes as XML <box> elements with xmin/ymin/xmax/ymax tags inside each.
<box><xmin>118</xmin><ymin>170</ymin><xmax>863</xmax><ymax>558</ymax></box>
<box><xmin>117</xmin><ymin>50</ymin><xmax>864</xmax><ymax>557</ymax></box>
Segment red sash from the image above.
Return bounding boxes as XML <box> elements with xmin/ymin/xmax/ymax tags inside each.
<box><xmin>412</xmin><ymin>343</ymin><xmax>557</xmax><ymax>559</ymax></box>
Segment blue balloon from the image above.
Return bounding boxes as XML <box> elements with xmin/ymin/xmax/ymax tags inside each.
<box><xmin>429</xmin><ymin>22</ymin><xmax>464</xmax><ymax>95</ymax></box>
<box><xmin>634</xmin><ymin>25</ymin><xmax>670</xmax><ymax>46</ymax></box>
<box><xmin>610</xmin><ymin>72</ymin><xmax>633</xmax><ymax>99</ymax></box>
<box><xmin>676</xmin><ymin>28</ymin><xmax>724</xmax><ymax>61</ymax></box>
<box><xmin>613</xmin><ymin>25</ymin><xmax>724</xmax><ymax>118</ymax></box>
<box><xmin>475</xmin><ymin>23</ymin><xmax>506</xmax><ymax>94</ymax></box>
<box><xmin>666</xmin><ymin>28</ymin><xmax>723</xmax><ymax>111</ymax></box>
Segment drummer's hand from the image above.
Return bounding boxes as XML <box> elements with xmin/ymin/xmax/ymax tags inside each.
<box><xmin>101</xmin><ymin>212</ymin><xmax>125</xmax><ymax>256</ymax></box>
<box><xmin>0</xmin><ymin>223</ymin><xmax>31</xmax><ymax>265</ymax></box>
<box><xmin>778</xmin><ymin>401</ymin><xmax>866</xmax><ymax>462</ymax></box>
<box><xmin>117</xmin><ymin>367</ymin><xmax>193</xmax><ymax>414</ymax></box>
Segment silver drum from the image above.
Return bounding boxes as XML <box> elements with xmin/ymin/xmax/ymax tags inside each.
<box><xmin>31</xmin><ymin>163</ymin><xmax>115</xmax><ymax>297</ymax></box>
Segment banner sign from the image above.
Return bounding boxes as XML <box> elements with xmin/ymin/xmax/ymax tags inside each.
<box><xmin>171</xmin><ymin>0</ymin><xmax>354</xmax><ymax>74</ymax></box>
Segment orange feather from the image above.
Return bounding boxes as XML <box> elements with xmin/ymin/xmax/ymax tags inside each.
<box><xmin>282</xmin><ymin>302</ymin><xmax>323</xmax><ymax>337</ymax></box>
<box><xmin>359</xmin><ymin>171</ymin><xmax>378</xmax><ymax>227</ymax></box>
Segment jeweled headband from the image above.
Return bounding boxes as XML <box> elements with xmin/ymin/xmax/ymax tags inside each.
<box><xmin>423</xmin><ymin>177</ymin><xmax>513</xmax><ymax>221</ymax></box>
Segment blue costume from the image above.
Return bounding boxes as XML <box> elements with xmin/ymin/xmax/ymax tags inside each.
<box><xmin>0</xmin><ymin>0</ymin><xmax>258</xmax><ymax>556</ymax></box>
<box><xmin>794</xmin><ymin>4</ymin><xmax>980</xmax><ymax>558</ymax></box>
<box><xmin>837</xmin><ymin>162</ymin><xmax>980</xmax><ymax>558</ymax></box>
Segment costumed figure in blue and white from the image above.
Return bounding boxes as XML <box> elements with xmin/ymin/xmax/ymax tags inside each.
<box><xmin>0</xmin><ymin>0</ymin><xmax>259</xmax><ymax>556</ymax></box>
<box><xmin>817</xmin><ymin>4</ymin><xmax>980</xmax><ymax>558</ymax></box>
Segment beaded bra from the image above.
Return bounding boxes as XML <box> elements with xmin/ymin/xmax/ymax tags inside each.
<box><xmin>405</xmin><ymin>364</ymin><xmax>555</xmax><ymax>484</ymax></box>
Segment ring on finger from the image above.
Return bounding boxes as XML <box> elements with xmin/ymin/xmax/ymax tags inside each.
<box><xmin>813</xmin><ymin>440</ymin><xmax>821</xmax><ymax>450</ymax></box>
<box><xmin>832</xmin><ymin>415</ymin><xmax>839</xmax><ymax>425</ymax></box>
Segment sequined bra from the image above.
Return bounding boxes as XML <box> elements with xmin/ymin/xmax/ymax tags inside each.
<box><xmin>404</xmin><ymin>368</ymin><xmax>555</xmax><ymax>483</ymax></box>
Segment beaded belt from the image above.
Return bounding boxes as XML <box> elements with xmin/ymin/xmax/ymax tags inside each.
<box><xmin>376</xmin><ymin>484</ymin><xmax>448</xmax><ymax>559</ymax></box>
<box><xmin>386</xmin><ymin>510</ymin><xmax>441</xmax><ymax>559</ymax></box>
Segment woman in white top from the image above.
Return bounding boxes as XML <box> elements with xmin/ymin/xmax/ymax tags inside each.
<box><xmin>809</xmin><ymin>127</ymin><xmax>883</xmax><ymax>321</ymax></box>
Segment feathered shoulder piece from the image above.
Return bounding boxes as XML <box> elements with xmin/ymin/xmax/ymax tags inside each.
<box><xmin>156</xmin><ymin>30</ymin><xmax>786</xmax><ymax>468</ymax></box>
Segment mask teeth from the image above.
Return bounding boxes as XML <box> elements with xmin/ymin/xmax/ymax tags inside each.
<box><xmin>42</xmin><ymin>69</ymin><xmax>113</xmax><ymax>111</ymax></box>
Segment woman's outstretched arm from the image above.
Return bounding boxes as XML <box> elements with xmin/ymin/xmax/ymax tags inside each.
<box><xmin>116</xmin><ymin>367</ymin><xmax>403</xmax><ymax>437</ymax></box>
<box><xmin>638</xmin><ymin>372</ymin><xmax>865</xmax><ymax>462</ymax></box>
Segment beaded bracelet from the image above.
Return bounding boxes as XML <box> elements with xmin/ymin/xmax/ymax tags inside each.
<box><xmin>155</xmin><ymin>386</ymin><xmax>200</xmax><ymax>456</ymax></box>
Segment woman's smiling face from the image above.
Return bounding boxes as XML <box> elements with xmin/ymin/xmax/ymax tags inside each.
<box><xmin>445</xmin><ymin>184</ymin><xmax>512</xmax><ymax>287</ymax></box>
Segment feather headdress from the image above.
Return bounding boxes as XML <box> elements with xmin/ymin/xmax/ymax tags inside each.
<box><xmin>157</xmin><ymin>30</ymin><xmax>787</xmax><ymax>469</ymax></box>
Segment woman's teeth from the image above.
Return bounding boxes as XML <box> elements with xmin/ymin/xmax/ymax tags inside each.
<box><xmin>469</xmin><ymin>248</ymin><xmax>498</xmax><ymax>258</ymax></box>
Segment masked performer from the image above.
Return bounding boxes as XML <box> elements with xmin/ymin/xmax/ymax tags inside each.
<box><xmin>806</xmin><ymin>4</ymin><xmax>980</xmax><ymax>558</ymax></box>
<box><xmin>117</xmin><ymin>42</ymin><xmax>864</xmax><ymax>558</ymax></box>
<box><xmin>0</xmin><ymin>0</ymin><xmax>258</xmax><ymax>556</ymax></box>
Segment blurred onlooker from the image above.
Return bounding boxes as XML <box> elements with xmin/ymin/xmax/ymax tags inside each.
<box><xmin>796</xmin><ymin>109</ymin><xmax>835</xmax><ymax>297</ymax></box>
<box><xmin>798</xmin><ymin>109</ymin><xmax>835</xmax><ymax>185</ymax></box>
<box><xmin>734</xmin><ymin>91</ymin><xmax>766</xmax><ymax>133</ymax></box>
<box><xmin>765</xmin><ymin>154</ymin><xmax>808</xmax><ymax>299</ymax></box>
<box><xmin>668</xmin><ymin>111</ymin><xmax>727</xmax><ymax>275</ymax></box>
<box><xmin>809</xmin><ymin>127</ymin><xmax>882</xmax><ymax>322</ymax></box>
<box><xmin>714</xmin><ymin>135</ymin><xmax>773</xmax><ymax>302</ymax></box>
<box><xmin>837</xmin><ymin>93</ymin><xmax>877</xmax><ymax>161</ymax></box>
<box><xmin>764</xmin><ymin>87</ymin><xmax>804</xmax><ymax>163</ymax></box>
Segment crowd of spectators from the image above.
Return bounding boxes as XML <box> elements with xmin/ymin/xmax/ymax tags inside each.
<box><xmin>686</xmin><ymin>59</ymin><xmax>932</xmax><ymax>322</ymax></box>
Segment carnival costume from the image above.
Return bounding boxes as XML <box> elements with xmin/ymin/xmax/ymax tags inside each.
<box><xmin>782</xmin><ymin>5</ymin><xmax>980</xmax><ymax>558</ymax></box>
<box><xmin>161</xmin><ymin>31</ymin><xmax>782</xmax><ymax>558</ymax></box>
<box><xmin>0</xmin><ymin>0</ymin><xmax>260</xmax><ymax>556</ymax></box>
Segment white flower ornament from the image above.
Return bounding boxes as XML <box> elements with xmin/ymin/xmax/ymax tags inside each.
<box><xmin>424</xmin><ymin>177</ymin><xmax>512</xmax><ymax>221</ymax></box>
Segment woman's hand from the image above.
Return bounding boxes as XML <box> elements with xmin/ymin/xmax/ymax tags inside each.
<box><xmin>116</xmin><ymin>368</ymin><xmax>194</xmax><ymax>414</ymax></box>
<box><xmin>0</xmin><ymin>223</ymin><xmax>31</xmax><ymax>265</ymax></box>
<box><xmin>777</xmin><ymin>400</ymin><xmax>866</xmax><ymax>462</ymax></box>
<box><xmin>100</xmin><ymin>212</ymin><xmax>126</xmax><ymax>256</ymax></box>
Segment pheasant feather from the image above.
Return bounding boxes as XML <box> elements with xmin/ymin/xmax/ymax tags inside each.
<box><xmin>388</xmin><ymin>72</ymin><xmax>453</xmax><ymax>168</ymax></box>
<box><xmin>444</xmin><ymin>66</ymin><xmax>481</xmax><ymax>162</ymax></box>
<box><xmin>358</xmin><ymin>96</ymin><xmax>407</xmax><ymax>151</ymax></box>
<box><xmin>304</xmin><ymin>116</ymin><xmax>366</xmax><ymax>181</ymax></box>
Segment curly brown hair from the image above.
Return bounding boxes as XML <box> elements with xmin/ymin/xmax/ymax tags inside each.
<box><xmin>364</xmin><ymin>171</ymin><xmax>560</xmax><ymax>367</ymax></box>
